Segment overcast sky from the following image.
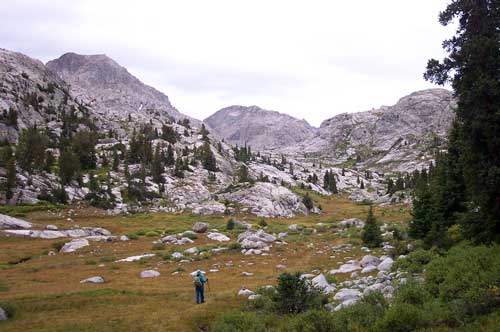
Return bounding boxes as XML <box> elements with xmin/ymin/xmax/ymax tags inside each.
<box><xmin>1</xmin><ymin>0</ymin><xmax>454</xmax><ymax>126</ymax></box>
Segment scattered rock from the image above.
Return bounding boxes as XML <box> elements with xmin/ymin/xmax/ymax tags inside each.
<box><xmin>184</xmin><ymin>247</ymin><xmax>199</xmax><ymax>255</ymax></box>
<box><xmin>333</xmin><ymin>288</ymin><xmax>362</xmax><ymax>302</ymax></box>
<box><xmin>116</xmin><ymin>254</ymin><xmax>155</xmax><ymax>262</ymax></box>
<box><xmin>238</xmin><ymin>288</ymin><xmax>254</xmax><ymax>296</ymax></box>
<box><xmin>338</xmin><ymin>218</ymin><xmax>365</xmax><ymax>228</ymax></box>
<box><xmin>360</xmin><ymin>255</ymin><xmax>381</xmax><ymax>267</ymax></box>
<box><xmin>241</xmin><ymin>271</ymin><xmax>254</xmax><ymax>276</ymax></box>
<box><xmin>46</xmin><ymin>224</ymin><xmax>58</xmax><ymax>230</ymax></box>
<box><xmin>192</xmin><ymin>222</ymin><xmax>209</xmax><ymax>233</ymax></box>
<box><xmin>140</xmin><ymin>270</ymin><xmax>160</xmax><ymax>278</ymax></box>
<box><xmin>0</xmin><ymin>307</ymin><xmax>7</xmax><ymax>321</ymax></box>
<box><xmin>60</xmin><ymin>238</ymin><xmax>89</xmax><ymax>253</ymax></box>
<box><xmin>119</xmin><ymin>235</ymin><xmax>130</xmax><ymax>241</ymax></box>
<box><xmin>80</xmin><ymin>276</ymin><xmax>105</xmax><ymax>284</ymax></box>
<box><xmin>207</xmin><ymin>232</ymin><xmax>230</xmax><ymax>242</ymax></box>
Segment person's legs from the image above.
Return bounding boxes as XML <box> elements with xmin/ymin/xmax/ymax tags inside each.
<box><xmin>195</xmin><ymin>286</ymin><xmax>201</xmax><ymax>304</ymax></box>
<box><xmin>200</xmin><ymin>286</ymin><xmax>205</xmax><ymax>303</ymax></box>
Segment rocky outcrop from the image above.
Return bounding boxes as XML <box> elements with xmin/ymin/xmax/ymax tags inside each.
<box><xmin>0</xmin><ymin>214</ymin><xmax>32</xmax><ymax>229</ymax></box>
<box><xmin>285</xmin><ymin>89</ymin><xmax>455</xmax><ymax>172</ymax></box>
<box><xmin>46</xmin><ymin>52</ymin><xmax>194</xmax><ymax>126</ymax></box>
<box><xmin>223</xmin><ymin>182</ymin><xmax>306</xmax><ymax>217</ymax></box>
<box><xmin>205</xmin><ymin>105</ymin><xmax>315</xmax><ymax>150</ymax></box>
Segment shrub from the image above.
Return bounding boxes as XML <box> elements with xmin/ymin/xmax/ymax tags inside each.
<box><xmin>275</xmin><ymin>272</ymin><xmax>326</xmax><ymax>314</ymax></box>
<box><xmin>375</xmin><ymin>303</ymin><xmax>427</xmax><ymax>332</ymax></box>
<box><xmin>226</xmin><ymin>218</ymin><xmax>235</xmax><ymax>230</ymax></box>
<box><xmin>136</xmin><ymin>229</ymin><xmax>146</xmax><ymax>236</ymax></box>
<box><xmin>126</xmin><ymin>233</ymin><xmax>139</xmax><ymax>240</ymax></box>
<box><xmin>424</xmin><ymin>244</ymin><xmax>500</xmax><ymax>315</ymax></box>
<box><xmin>393</xmin><ymin>249</ymin><xmax>436</xmax><ymax>273</ymax></box>
<box><xmin>228</xmin><ymin>242</ymin><xmax>242</xmax><ymax>251</ymax></box>
<box><xmin>152</xmin><ymin>242</ymin><xmax>165</xmax><ymax>251</ymax></box>
<box><xmin>145</xmin><ymin>230</ymin><xmax>159</xmax><ymax>237</ymax></box>
<box><xmin>258</xmin><ymin>218</ymin><xmax>268</xmax><ymax>227</ymax></box>
<box><xmin>183</xmin><ymin>232</ymin><xmax>198</xmax><ymax>240</ymax></box>
<box><xmin>315</xmin><ymin>224</ymin><xmax>327</xmax><ymax>233</ymax></box>
<box><xmin>212</xmin><ymin>311</ymin><xmax>267</xmax><ymax>332</ymax></box>
<box><xmin>51</xmin><ymin>241</ymin><xmax>66</xmax><ymax>251</ymax></box>
<box><xmin>284</xmin><ymin>309</ymin><xmax>341</xmax><ymax>332</ymax></box>
<box><xmin>393</xmin><ymin>279</ymin><xmax>431</xmax><ymax>306</ymax></box>
<box><xmin>84</xmin><ymin>259</ymin><xmax>97</xmax><ymax>265</ymax></box>
<box><xmin>99</xmin><ymin>256</ymin><xmax>116</xmax><ymax>263</ymax></box>
<box><xmin>302</xmin><ymin>228</ymin><xmax>314</xmax><ymax>236</ymax></box>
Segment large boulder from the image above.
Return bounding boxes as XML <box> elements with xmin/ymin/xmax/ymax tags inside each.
<box><xmin>192</xmin><ymin>222</ymin><xmax>209</xmax><ymax>233</ymax></box>
<box><xmin>60</xmin><ymin>238</ymin><xmax>89</xmax><ymax>253</ymax></box>
<box><xmin>0</xmin><ymin>214</ymin><xmax>32</xmax><ymax>229</ymax></box>
<box><xmin>311</xmin><ymin>274</ymin><xmax>335</xmax><ymax>294</ymax></box>
<box><xmin>333</xmin><ymin>288</ymin><xmax>362</xmax><ymax>302</ymax></box>
<box><xmin>360</xmin><ymin>255</ymin><xmax>381</xmax><ymax>267</ymax></box>
<box><xmin>207</xmin><ymin>232</ymin><xmax>230</xmax><ymax>242</ymax></box>
<box><xmin>377</xmin><ymin>257</ymin><xmax>394</xmax><ymax>272</ymax></box>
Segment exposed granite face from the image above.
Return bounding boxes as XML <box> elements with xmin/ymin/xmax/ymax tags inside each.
<box><xmin>204</xmin><ymin>105</ymin><xmax>316</xmax><ymax>150</ymax></box>
<box><xmin>0</xmin><ymin>48</ymin><xmax>96</xmax><ymax>143</ymax></box>
<box><xmin>46</xmin><ymin>52</ymin><xmax>197</xmax><ymax>126</ymax></box>
<box><xmin>283</xmin><ymin>88</ymin><xmax>455</xmax><ymax>172</ymax></box>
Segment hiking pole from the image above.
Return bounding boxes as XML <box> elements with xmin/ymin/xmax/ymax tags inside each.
<box><xmin>206</xmin><ymin>279</ymin><xmax>211</xmax><ymax>292</ymax></box>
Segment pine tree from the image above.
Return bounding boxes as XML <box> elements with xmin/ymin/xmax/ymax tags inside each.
<box><xmin>361</xmin><ymin>206</ymin><xmax>382</xmax><ymax>247</ymax></box>
<box><xmin>199</xmin><ymin>141</ymin><xmax>217</xmax><ymax>172</ymax></box>
<box><xmin>165</xmin><ymin>144</ymin><xmax>175</xmax><ymax>166</ymax></box>
<box><xmin>71</xmin><ymin>130</ymin><xmax>98</xmax><ymax>170</ymax></box>
<box><xmin>237</xmin><ymin>164</ymin><xmax>250</xmax><ymax>183</ymax></box>
<box><xmin>151</xmin><ymin>144</ymin><xmax>164</xmax><ymax>184</ymax></box>
<box><xmin>59</xmin><ymin>148</ymin><xmax>81</xmax><ymax>185</ymax></box>
<box><xmin>17</xmin><ymin>127</ymin><xmax>49</xmax><ymax>172</ymax></box>
<box><xmin>112</xmin><ymin>149</ymin><xmax>120</xmax><ymax>171</ymax></box>
<box><xmin>360</xmin><ymin>179</ymin><xmax>365</xmax><ymax>189</ymax></box>
<box><xmin>161</xmin><ymin>125</ymin><xmax>177</xmax><ymax>144</ymax></box>
<box><xmin>5</xmin><ymin>156</ymin><xmax>16</xmax><ymax>200</ymax></box>
<box><xmin>424</xmin><ymin>0</ymin><xmax>500</xmax><ymax>243</ymax></box>
<box><xmin>302</xmin><ymin>193</ymin><xmax>314</xmax><ymax>211</ymax></box>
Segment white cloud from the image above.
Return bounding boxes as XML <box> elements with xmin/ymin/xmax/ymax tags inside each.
<box><xmin>0</xmin><ymin>0</ymin><xmax>454</xmax><ymax>126</ymax></box>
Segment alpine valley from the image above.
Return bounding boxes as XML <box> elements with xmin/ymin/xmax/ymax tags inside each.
<box><xmin>0</xmin><ymin>48</ymin><xmax>455</xmax><ymax>217</ymax></box>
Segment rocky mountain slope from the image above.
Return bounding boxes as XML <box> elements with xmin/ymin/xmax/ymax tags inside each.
<box><xmin>210</xmin><ymin>89</ymin><xmax>455</xmax><ymax>173</ymax></box>
<box><xmin>2</xmin><ymin>48</ymin><xmax>389</xmax><ymax>217</ymax></box>
<box><xmin>205</xmin><ymin>105</ymin><xmax>315</xmax><ymax>150</ymax></box>
<box><xmin>46</xmin><ymin>52</ymin><xmax>197</xmax><ymax>129</ymax></box>
<box><xmin>293</xmin><ymin>89</ymin><xmax>455</xmax><ymax>172</ymax></box>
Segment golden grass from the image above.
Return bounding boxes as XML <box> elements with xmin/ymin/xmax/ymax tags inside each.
<box><xmin>0</xmin><ymin>196</ymin><xmax>410</xmax><ymax>332</ymax></box>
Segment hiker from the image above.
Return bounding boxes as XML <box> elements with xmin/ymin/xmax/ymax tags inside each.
<box><xmin>193</xmin><ymin>270</ymin><xmax>208</xmax><ymax>304</ymax></box>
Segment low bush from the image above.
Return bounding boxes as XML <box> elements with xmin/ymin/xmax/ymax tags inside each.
<box><xmin>84</xmin><ymin>259</ymin><xmax>97</xmax><ymax>265</ymax></box>
<box><xmin>145</xmin><ymin>230</ymin><xmax>159</xmax><ymax>237</ymax></box>
<box><xmin>226</xmin><ymin>218</ymin><xmax>235</xmax><ymax>230</ymax></box>
<box><xmin>51</xmin><ymin>241</ymin><xmax>66</xmax><ymax>251</ymax></box>
<box><xmin>183</xmin><ymin>232</ymin><xmax>198</xmax><ymax>240</ymax></box>
<box><xmin>212</xmin><ymin>311</ymin><xmax>268</xmax><ymax>332</ymax></box>
<box><xmin>424</xmin><ymin>244</ymin><xmax>500</xmax><ymax>315</ymax></box>
<box><xmin>393</xmin><ymin>249</ymin><xmax>436</xmax><ymax>273</ymax></box>
<box><xmin>126</xmin><ymin>233</ymin><xmax>139</xmax><ymax>240</ymax></box>
<box><xmin>152</xmin><ymin>242</ymin><xmax>165</xmax><ymax>251</ymax></box>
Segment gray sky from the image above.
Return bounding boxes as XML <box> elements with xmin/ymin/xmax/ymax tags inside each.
<box><xmin>0</xmin><ymin>0</ymin><xmax>454</xmax><ymax>126</ymax></box>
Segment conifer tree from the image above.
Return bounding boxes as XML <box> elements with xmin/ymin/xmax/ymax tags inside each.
<box><xmin>302</xmin><ymin>193</ymin><xmax>314</xmax><ymax>211</ymax></box>
<box><xmin>165</xmin><ymin>144</ymin><xmax>175</xmax><ymax>166</ymax></box>
<box><xmin>5</xmin><ymin>156</ymin><xmax>16</xmax><ymax>200</ymax></box>
<box><xmin>59</xmin><ymin>148</ymin><xmax>80</xmax><ymax>185</ymax></box>
<box><xmin>424</xmin><ymin>0</ymin><xmax>500</xmax><ymax>243</ymax></box>
<box><xmin>151</xmin><ymin>144</ymin><xmax>164</xmax><ymax>184</ymax></box>
<box><xmin>361</xmin><ymin>206</ymin><xmax>382</xmax><ymax>247</ymax></box>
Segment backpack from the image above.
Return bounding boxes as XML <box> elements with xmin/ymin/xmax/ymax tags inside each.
<box><xmin>193</xmin><ymin>276</ymin><xmax>202</xmax><ymax>287</ymax></box>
